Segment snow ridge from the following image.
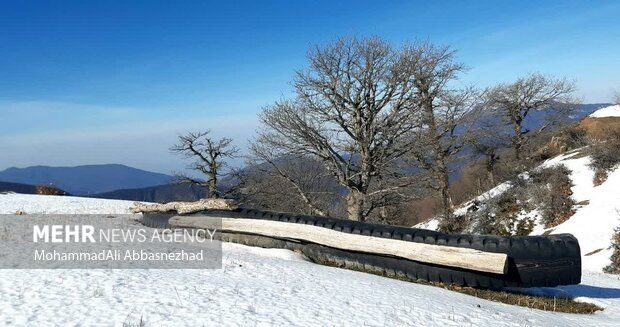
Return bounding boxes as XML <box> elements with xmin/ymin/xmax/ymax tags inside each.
<box><xmin>589</xmin><ymin>104</ymin><xmax>620</xmax><ymax>118</ymax></box>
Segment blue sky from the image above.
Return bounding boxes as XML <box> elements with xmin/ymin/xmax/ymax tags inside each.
<box><xmin>1</xmin><ymin>0</ymin><xmax>619</xmax><ymax>174</ymax></box>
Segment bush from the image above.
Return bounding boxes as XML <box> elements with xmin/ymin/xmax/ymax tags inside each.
<box><xmin>604</xmin><ymin>226</ymin><xmax>620</xmax><ymax>275</ymax></box>
<box><xmin>36</xmin><ymin>185</ymin><xmax>68</xmax><ymax>196</ymax></box>
<box><xmin>470</xmin><ymin>187</ymin><xmax>534</xmax><ymax>236</ymax></box>
<box><xmin>537</xmin><ymin>126</ymin><xmax>587</xmax><ymax>161</ymax></box>
<box><xmin>467</xmin><ymin>165</ymin><xmax>574</xmax><ymax>235</ymax></box>
<box><xmin>588</xmin><ymin>132</ymin><xmax>620</xmax><ymax>184</ymax></box>
<box><xmin>530</xmin><ymin>166</ymin><xmax>575</xmax><ymax>228</ymax></box>
<box><xmin>438</xmin><ymin>213</ymin><xmax>469</xmax><ymax>234</ymax></box>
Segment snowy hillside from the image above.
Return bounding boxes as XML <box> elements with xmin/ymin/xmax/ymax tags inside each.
<box><xmin>417</xmin><ymin>105</ymin><xmax>620</xmax><ymax>273</ymax></box>
<box><xmin>417</xmin><ymin>151</ymin><xmax>620</xmax><ymax>273</ymax></box>
<box><xmin>535</xmin><ymin>152</ymin><xmax>620</xmax><ymax>271</ymax></box>
<box><xmin>0</xmin><ymin>193</ymin><xmax>139</xmax><ymax>214</ymax></box>
<box><xmin>589</xmin><ymin>104</ymin><xmax>620</xmax><ymax>118</ymax></box>
<box><xmin>0</xmin><ymin>195</ymin><xmax>620</xmax><ymax>325</ymax></box>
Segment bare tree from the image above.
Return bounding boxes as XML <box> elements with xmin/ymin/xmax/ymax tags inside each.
<box><xmin>468</xmin><ymin>113</ymin><xmax>512</xmax><ymax>186</ymax></box>
<box><xmin>486</xmin><ymin>73</ymin><xmax>577</xmax><ymax>163</ymax></box>
<box><xmin>170</xmin><ymin>131</ymin><xmax>239</xmax><ymax>198</ymax></box>
<box><xmin>614</xmin><ymin>90</ymin><xmax>620</xmax><ymax>105</ymax></box>
<box><xmin>255</xmin><ymin>37</ymin><xmax>423</xmax><ymax>221</ymax></box>
<box><xmin>402</xmin><ymin>42</ymin><xmax>481</xmax><ymax>230</ymax></box>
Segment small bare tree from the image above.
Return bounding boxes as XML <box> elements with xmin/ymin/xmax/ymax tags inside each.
<box><xmin>614</xmin><ymin>90</ymin><xmax>620</xmax><ymax>105</ymax></box>
<box><xmin>170</xmin><ymin>131</ymin><xmax>239</xmax><ymax>198</ymax></box>
<box><xmin>255</xmin><ymin>37</ymin><xmax>423</xmax><ymax>221</ymax></box>
<box><xmin>486</xmin><ymin>73</ymin><xmax>577</xmax><ymax>163</ymax></box>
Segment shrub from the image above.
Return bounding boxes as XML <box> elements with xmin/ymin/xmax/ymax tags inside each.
<box><xmin>36</xmin><ymin>185</ymin><xmax>68</xmax><ymax>196</ymax></box>
<box><xmin>530</xmin><ymin>166</ymin><xmax>575</xmax><ymax>228</ymax></box>
<box><xmin>537</xmin><ymin>126</ymin><xmax>587</xmax><ymax>161</ymax></box>
<box><xmin>470</xmin><ymin>187</ymin><xmax>534</xmax><ymax>236</ymax></box>
<box><xmin>604</xmin><ymin>226</ymin><xmax>620</xmax><ymax>275</ymax></box>
<box><xmin>588</xmin><ymin>132</ymin><xmax>620</xmax><ymax>184</ymax></box>
<box><xmin>438</xmin><ymin>213</ymin><xmax>469</xmax><ymax>234</ymax></box>
<box><xmin>468</xmin><ymin>165</ymin><xmax>575</xmax><ymax>235</ymax></box>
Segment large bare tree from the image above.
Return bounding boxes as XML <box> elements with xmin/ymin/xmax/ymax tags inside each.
<box><xmin>255</xmin><ymin>37</ymin><xmax>423</xmax><ymax>221</ymax></box>
<box><xmin>170</xmin><ymin>131</ymin><xmax>239</xmax><ymax>198</ymax></box>
<box><xmin>486</xmin><ymin>73</ymin><xmax>577</xmax><ymax>162</ymax></box>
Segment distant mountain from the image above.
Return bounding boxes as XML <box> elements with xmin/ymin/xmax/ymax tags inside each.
<box><xmin>91</xmin><ymin>183</ymin><xmax>207</xmax><ymax>203</ymax></box>
<box><xmin>0</xmin><ymin>164</ymin><xmax>173</xmax><ymax>195</ymax></box>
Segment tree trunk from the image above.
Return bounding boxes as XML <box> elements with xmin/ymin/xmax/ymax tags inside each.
<box><xmin>485</xmin><ymin>155</ymin><xmax>496</xmax><ymax>186</ymax></box>
<box><xmin>346</xmin><ymin>190</ymin><xmax>365</xmax><ymax>221</ymax></box>
<box><xmin>437</xmin><ymin>167</ymin><xmax>454</xmax><ymax>220</ymax></box>
<box><xmin>512</xmin><ymin>123</ymin><xmax>524</xmax><ymax>162</ymax></box>
<box><xmin>208</xmin><ymin>172</ymin><xmax>219</xmax><ymax>199</ymax></box>
<box><xmin>421</xmin><ymin>92</ymin><xmax>454</xmax><ymax>221</ymax></box>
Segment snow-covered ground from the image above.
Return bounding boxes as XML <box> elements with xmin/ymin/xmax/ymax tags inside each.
<box><xmin>1</xmin><ymin>193</ymin><xmax>620</xmax><ymax>326</ymax></box>
<box><xmin>589</xmin><ymin>104</ymin><xmax>620</xmax><ymax>118</ymax></box>
<box><xmin>0</xmin><ymin>247</ymin><xmax>619</xmax><ymax>326</ymax></box>
<box><xmin>0</xmin><ymin>193</ymin><xmax>139</xmax><ymax>214</ymax></box>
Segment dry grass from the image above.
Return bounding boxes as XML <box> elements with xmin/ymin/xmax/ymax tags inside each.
<box><xmin>445</xmin><ymin>285</ymin><xmax>601</xmax><ymax>314</ymax></box>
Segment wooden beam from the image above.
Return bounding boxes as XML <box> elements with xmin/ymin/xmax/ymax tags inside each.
<box><xmin>132</xmin><ymin>199</ymin><xmax>238</xmax><ymax>214</ymax></box>
<box><xmin>169</xmin><ymin>215</ymin><xmax>508</xmax><ymax>274</ymax></box>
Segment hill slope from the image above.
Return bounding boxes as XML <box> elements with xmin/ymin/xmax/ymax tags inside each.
<box><xmin>534</xmin><ymin>152</ymin><xmax>620</xmax><ymax>271</ymax></box>
<box><xmin>0</xmin><ymin>164</ymin><xmax>173</xmax><ymax>195</ymax></box>
<box><xmin>418</xmin><ymin>104</ymin><xmax>620</xmax><ymax>272</ymax></box>
<box><xmin>420</xmin><ymin>151</ymin><xmax>620</xmax><ymax>272</ymax></box>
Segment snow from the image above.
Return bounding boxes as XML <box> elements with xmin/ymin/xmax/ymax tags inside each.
<box><xmin>589</xmin><ymin>104</ymin><xmax>620</xmax><ymax>118</ymax></box>
<box><xmin>415</xmin><ymin>218</ymin><xmax>439</xmax><ymax>230</ymax></box>
<box><xmin>1</xmin><ymin>192</ymin><xmax>620</xmax><ymax>325</ymax></box>
<box><xmin>2</xmin><ymin>243</ymin><xmax>620</xmax><ymax>326</ymax></box>
<box><xmin>0</xmin><ymin>193</ymin><xmax>140</xmax><ymax>214</ymax></box>
<box><xmin>535</xmin><ymin>152</ymin><xmax>620</xmax><ymax>272</ymax></box>
<box><xmin>540</xmin><ymin>150</ymin><xmax>595</xmax><ymax>203</ymax></box>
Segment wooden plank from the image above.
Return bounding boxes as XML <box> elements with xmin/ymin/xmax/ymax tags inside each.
<box><xmin>169</xmin><ymin>215</ymin><xmax>508</xmax><ymax>274</ymax></box>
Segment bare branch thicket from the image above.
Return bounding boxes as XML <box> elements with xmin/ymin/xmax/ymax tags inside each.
<box><xmin>402</xmin><ymin>42</ymin><xmax>483</xmax><ymax>231</ymax></box>
<box><xmin>613</xmin><ymin>90</ymin><xmax>620</xmax><ymax>105</ymax></box>
<box><xmin>241</xmin><ymin>144</ymin><xmax>345</xmax><ymax>216</ymax></box>
<box><xmin>254</xmin><ymin>37</ymin><xmax>426</xmax><ymax>221</ymax></box>
<box><xmin>486</xmin><ymin>73</ymin><xmax>578</xmax><ymax>165</ymax></box>
<box><xmin>170</xmin><ymin>131</ymin><xmax>239</xmax><ymax>199</ymax></box>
